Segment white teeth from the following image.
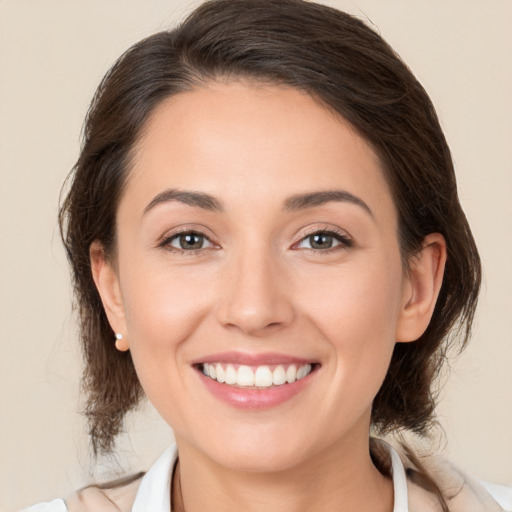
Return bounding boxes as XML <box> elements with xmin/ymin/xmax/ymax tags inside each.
<box><xmin>272</xmin><ymin>365</ymin><xmax>286</xmax><ymax>385</ymax></box>
<box><xmin>254</xmin><ymin>366</ymin><xmax>273</xmax><ymax>387</ymax></box>
<box><xmin>296</xmin><ymin>363</ymin><xmax>312</xmax><ymax>380</ymax></box>
<box><xmin>202</xmin><ymin>362</ymin><xmax>314</xmax><ymax>387</ymax></box>
<box><xmin>215</xmin><ymin>364</ymin><xmax>225</xmax><ymax>383</ymax></box>
<box><xmin>286</xmin><ymin>364</ymin><xmax>297</xmax><ymax>383</ymax></box>
<box><xmin>224</xmin><ymin>364</ymin><xmax>237</xmax><ymax>385</ymax></box>
<box><xmin>237</xmin><ymin>365</ymin><xmax>255</xmax><ymax>387</ymax></box>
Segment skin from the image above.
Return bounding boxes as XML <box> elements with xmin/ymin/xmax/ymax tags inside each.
<box><xmin>91</xmin><ymin>82</ymin><xmax>446</xmax><ymax>512</ymax></box>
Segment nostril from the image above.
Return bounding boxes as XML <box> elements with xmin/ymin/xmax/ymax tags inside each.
<box><xmin>216</xmin><ymin>301</ymin><xmax>295</xmax><ymax>335</ymax></box>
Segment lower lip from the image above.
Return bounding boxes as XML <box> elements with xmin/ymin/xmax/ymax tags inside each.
<box><xmin>198</xmin><ymin>370</ymin><xmax>316</xmax><ymax>410</ymax></box>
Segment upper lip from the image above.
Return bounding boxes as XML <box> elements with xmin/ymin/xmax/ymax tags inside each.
<box><xmin>192</xmin><ymin>351</ymin><xmax>318</xmax><ymax>366</ymax></box>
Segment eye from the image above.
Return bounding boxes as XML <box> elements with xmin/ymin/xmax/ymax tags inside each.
<box><xmin>295</xmin><ymin>230</ymin><xmax>352</xmax><ymax>251</ymax></box>
<box><xmin>165</xmin><ymin>231</ymin><xmax>215</xmax><ymax>251</ymax></box>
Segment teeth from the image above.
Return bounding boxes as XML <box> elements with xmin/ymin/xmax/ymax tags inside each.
<box><xmin>202</xmin><ymin>362</ymin><xmax>314</xmax><ymax>388</ymax></box>
<box><xmin>237</xmin><ymin>365</ymin><xmax>255</xmax><ymax>386</ymax></box>
<box><xmin>297</xmin><ymin>363</ymin><xmax>312</xmax><ymax>380</ymax></box>
<box><xmin>224</xmin><ymin>364</ymin><xmax>237</xmax><ymax>385</ymax></box>
<box><xmin>216</xmin><ymin>364</ymin><xmax>225</xmax><ymax>383</ymax></box>
<box><xmin>286</xmin><ymin>365</ymin><xmax>297</xmax><ymax>383</ymax></box>
<box><xmin>254</xmin><ymin>366</ymin><xmax>273</xmax><ymax>387</ymax></box>
<box><xmin>272</xmin><ymin>365</ymin><xmax>286</xmax><ymax>385</ymax></box>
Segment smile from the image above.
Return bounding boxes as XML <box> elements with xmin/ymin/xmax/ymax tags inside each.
<box><xmin>201</xmin><ymin>363</ymin><xmax>313</xmax><ymax>388</ymax></box>
<box><xmin>194</xmin><ymin>353</ymin><xmax>319</xmax><ymax>409</ymax></box>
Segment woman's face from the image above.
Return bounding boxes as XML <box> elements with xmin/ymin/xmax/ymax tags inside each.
<box><xmin>96</xmin><ymin>82</ymin><xmax>430</xmax><ymax>472</ymax></box>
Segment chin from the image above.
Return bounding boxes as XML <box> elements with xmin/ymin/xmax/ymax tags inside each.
<box><xmin>191</xmin><ymin>424</ymin><xmax>317</xmax><ymax>474</ymax></box>
<box><xmin>213</xmin><ymin>444</ymin><xmax>309</xmax><ymax>474</ymax></box>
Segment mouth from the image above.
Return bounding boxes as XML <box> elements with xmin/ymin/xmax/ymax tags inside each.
<box><xmin>198</xmin><ymin>362</ymin><xmax>316</xmax><ymax>388</ymax></box>
<box><xmin>192</xmin><ymin>353</ymin><xmax>320</xmax><ymax>409</ymax></box>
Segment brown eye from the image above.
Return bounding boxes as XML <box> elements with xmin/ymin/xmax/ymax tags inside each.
<box><xmin>168</xmin><ymin>232</ymin><xmax>213</xmax><ymax>251</ymax></box>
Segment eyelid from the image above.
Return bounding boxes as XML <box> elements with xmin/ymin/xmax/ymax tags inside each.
<box><xmin>157</xmin><ymin>225</ymin><xmax>220</xmax><ymax>252</ymax></box>
<box><xmin>169</xmin><ymin>232</ymin><xmax>215</xmax><ymax>250</ymax></box>
<box><xmin>291</xmin><ymin>225</ymin><xmax>353</xmax><ymax>250</ymax></box>
<box><xmin>156</xmin><ymin>224</ymin><xmax>353</xmax><ymax>253</ymax></box>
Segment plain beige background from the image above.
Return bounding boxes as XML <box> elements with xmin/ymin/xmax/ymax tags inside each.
<box><xmin>1</xmin><ymin>0</ymin><xmax>511</xmax><ymax>510</ymax></box>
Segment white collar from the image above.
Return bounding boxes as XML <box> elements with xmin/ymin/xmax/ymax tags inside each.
<box><xmin>131</xmin><ymin>444</ymin><xmax>176</xmax><ymax>512</ymax></box>
<box><xmin>131</xmin><ymin>442</ymin><xmax>409</xmax><ymax>512</ymax></box>
<box><xmin>389</xmin><ymin>441</ymin><xmax>410</xmax><ymax>512</ymax></box>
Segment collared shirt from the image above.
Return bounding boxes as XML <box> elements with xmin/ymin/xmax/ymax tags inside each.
<box><xmin>21</xmin><ymin>442</ymin><xmax>512</xmax><ymax>512</ymax></box>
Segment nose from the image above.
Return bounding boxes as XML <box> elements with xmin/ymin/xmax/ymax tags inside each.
<box><xmin>215</xmin><ymin>246</ymin><xmax>295</xmax><ymax>336</ymax></box>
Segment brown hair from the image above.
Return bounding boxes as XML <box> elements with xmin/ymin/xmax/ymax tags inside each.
<box><xmin>59</xmin><ymin>0</ymin><xmax>480</xmax><ymax>491</ymax></box>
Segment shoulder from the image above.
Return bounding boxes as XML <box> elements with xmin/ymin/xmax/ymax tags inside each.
<box><xmin>20</xmin><ymin>473</ymin><xmax>144</xmax><ymax>512</ymax></box>
<box><xmin>400</xmin><ymin>447</ymin><xmax>512</xmax><ymax>512</ymax></box>
<box><xmin>65</xmin><ymin>473</ymin><xmax>144</xmax><ymax>512</ymax></box>
<box><xmin>19</xmin><ymin>499</ymin><xmax>68</xmax><ymax>512</ymax></box>
<box><xmin>20</xmin><ymin>444</ymin><xmax>177</xmax><ymax>512</ymax></box>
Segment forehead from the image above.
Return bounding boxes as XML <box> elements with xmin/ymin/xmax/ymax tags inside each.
<box><xmin>124</xmin><ymin>81</ymin><xmax>396</xmax><ymax>224</ymax></box>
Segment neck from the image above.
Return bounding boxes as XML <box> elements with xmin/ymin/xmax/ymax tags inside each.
<box><xmin>172</xmin><ymin>434</ymin><xmax>393</xmax><ymax>512</ymax></box>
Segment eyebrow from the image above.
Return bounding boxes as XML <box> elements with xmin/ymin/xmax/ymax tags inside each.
<box><xmin>284</xmin><ymin>190</ymin><xmax>373</xmax><ymax>217</ymax></box>
<box><xmin>143</xmin><ymin>188</ymin><xmax>372</xmax><ymax>217</ymax></box>
<box><xmin>143</xmin><ymin>189</ymin><xmax>224</xmax><ymax>215</ymax></box>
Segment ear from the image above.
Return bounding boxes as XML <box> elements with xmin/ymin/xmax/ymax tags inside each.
<box><xmin>395</xmin><ymin>233</ymin><xmax>447</xmax><ymax>343</ymax></box>
<box><xmin>90</xmin><ymin>241</ymin><xmax>130</xmax><ymax>351</ymax></box>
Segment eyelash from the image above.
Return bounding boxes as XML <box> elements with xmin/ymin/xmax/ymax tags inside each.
<box><xmin>292</xmin><ymin>227</ymin><xmax>353</xmax><ymax>252</ymax></box>
<box><xmin>158</xmin><ymin>227</ymin><xmax>353</xmax><ymax>255</ymax></box>
<box><xmin>158</xmin><ymin>228</ymin><xmax>218</xmax><ymax>255</ymax></box>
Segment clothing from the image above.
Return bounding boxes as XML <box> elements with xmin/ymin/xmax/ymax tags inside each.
<box><xmin>21</xmin><ymin>441</ymin><xmax>512</xmax><ymax>512</ymax></box>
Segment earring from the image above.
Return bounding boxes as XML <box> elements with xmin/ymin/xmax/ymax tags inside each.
<box><xmin>114</xmin><ymin>333</ymin><xmax>129</xmax><ymax>352</ymax></box>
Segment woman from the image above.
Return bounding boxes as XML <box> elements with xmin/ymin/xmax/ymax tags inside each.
<box><xmin>21</xmin><ymin>0</ymin><xmax>510</xmax><ymax>510</ymax></box>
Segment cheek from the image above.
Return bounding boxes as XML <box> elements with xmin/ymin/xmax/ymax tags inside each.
<box><xmin>300</xmin><ymin>255</ymin><xmax>404</xmax><ymax>387</ymax></box>
<box><xmin>119</xmin><ymin>260</ymin><xmax>214</xmax><ymax>372</ymax></box>
<box><xmin>117</xmin><ymin>262</ymin><xmax>219</xmax><ymax>427</ymax></box>
<box><xmin>303</xmin><ymin>256</ymin><xmax>402</xmax><ymax>334</ymax></box>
